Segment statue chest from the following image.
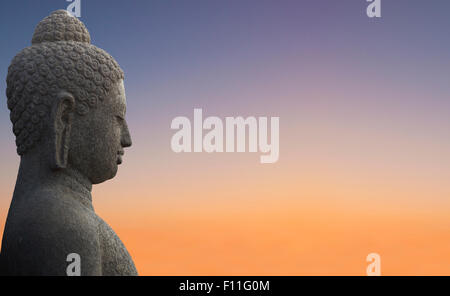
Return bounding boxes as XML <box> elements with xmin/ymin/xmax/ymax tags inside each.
<box><xmin>97</xmin><ymin>218</ymin><xmax>138</xmax><ymax>276</ymax></box>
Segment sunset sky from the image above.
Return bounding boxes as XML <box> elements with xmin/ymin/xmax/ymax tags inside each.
<box><xmin>1</xmin><ymin>0</ymin><xmax>450</xmax><ymax>275</ymax></box>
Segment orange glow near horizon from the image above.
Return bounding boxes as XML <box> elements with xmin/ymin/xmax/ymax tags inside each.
<box><xmin>96</xmin><ymin>200</ymin><xmax>450</xmax><ymax>276</ymax></box>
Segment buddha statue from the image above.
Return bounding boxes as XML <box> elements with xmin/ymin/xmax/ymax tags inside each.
<box><xmin>0</xmin><ymin>10</ymin><xmax>138</xmax><ymax>275</ymax></box>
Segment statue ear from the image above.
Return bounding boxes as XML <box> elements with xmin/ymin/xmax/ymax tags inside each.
<box><xmin>49</xmin><ymin>92</ymin><xmax>75</xmax><ymax>170</ymax></box>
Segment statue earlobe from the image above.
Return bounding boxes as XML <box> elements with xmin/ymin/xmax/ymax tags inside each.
<box><xmin>49</xmin><ymin>92</ymin><xmax>75</xmax><ymax>170</ymax></box>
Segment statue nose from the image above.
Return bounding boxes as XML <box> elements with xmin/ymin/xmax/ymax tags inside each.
<box><xmin>121</xmin><ymin>122</ymin><xmax>132</xmax><ymax>148</ymax></box>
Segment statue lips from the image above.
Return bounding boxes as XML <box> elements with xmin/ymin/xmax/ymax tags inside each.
<box><xmin>117</xmin><ymin>151</ymin><xmax>124</xmax><ymax>165</ymax></box>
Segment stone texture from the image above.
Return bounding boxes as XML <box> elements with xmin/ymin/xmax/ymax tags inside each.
<box><xmin>0</xmin><ymin>10</ymin><xmax>137</xmax><ymax>276</ymax></box>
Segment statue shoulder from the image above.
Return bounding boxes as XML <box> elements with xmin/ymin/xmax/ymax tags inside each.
<box><xmin>1</xmin><ymin>189</ymin><xmax>102</xmax><ymax>275</ymax></box>
<box><xmin>12</xmin><ymin>187</ymin><xmax>97</xmax><ymax>230</ymax></box>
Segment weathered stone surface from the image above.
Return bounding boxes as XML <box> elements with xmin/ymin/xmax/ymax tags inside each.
<box><xmin>0</xmin><ymin>10</ymin><xmax>137</xmax><ymax>276</ymax></box>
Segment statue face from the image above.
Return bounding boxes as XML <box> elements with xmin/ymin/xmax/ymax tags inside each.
<box><xmin>68</xmin><ymin>80</ymin><xmax>132</xmax><ymax>184</ymax></box>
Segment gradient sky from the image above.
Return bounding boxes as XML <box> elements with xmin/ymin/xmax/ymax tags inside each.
<box><xmin>1</xmin><ymin>0</ymin><xmax>450</xmax><ymax>275</ymax></box>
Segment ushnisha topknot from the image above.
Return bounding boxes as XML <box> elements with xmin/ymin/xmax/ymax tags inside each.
<box><xmin>6</xmin><ymin>10</ymin><xmax>124</xmax><ymax>155</ymax></box>
<box><xmin>32</xmin><ymin>10</ymin><xmax>91</xmax><ymax>44</ymax></box>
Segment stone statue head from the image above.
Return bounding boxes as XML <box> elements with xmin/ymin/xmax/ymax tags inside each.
<box><xmin>5</xmin><ymin>10</ymin><xmax>132</xmax><ymax>184</ymax></box>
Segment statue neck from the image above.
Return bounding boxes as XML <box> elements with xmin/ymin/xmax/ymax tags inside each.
<box><xmin>14</xmin><ymin>150</ymin><xmax>93</xmax><ymax>210</ymax></box>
